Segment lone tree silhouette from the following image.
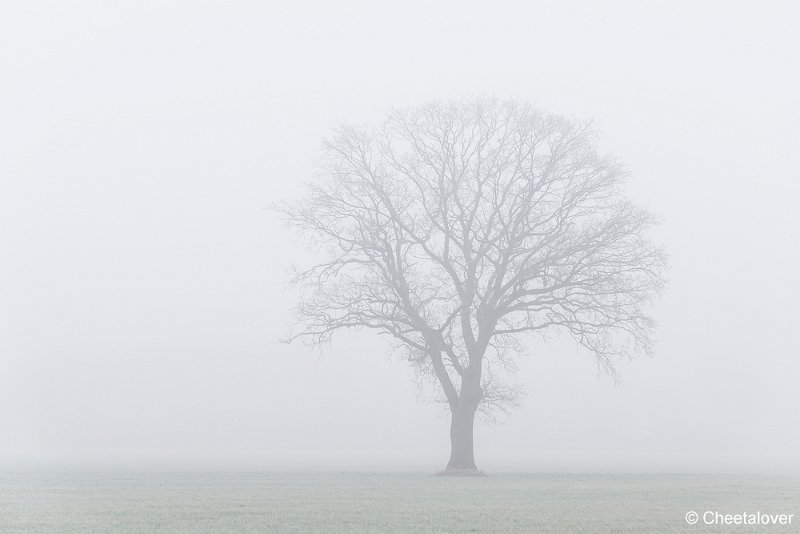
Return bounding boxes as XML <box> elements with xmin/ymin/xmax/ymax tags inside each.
<box><xmin>281</xmin><ymin>97</ymin><xmax>666</xmax><ymax>474</ymax></box>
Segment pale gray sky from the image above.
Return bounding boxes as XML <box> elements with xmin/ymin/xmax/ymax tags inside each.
<box><xmin>1</xmin><ymin>0</ymin><xmax>798</xmax><ymax>472</ymax></box>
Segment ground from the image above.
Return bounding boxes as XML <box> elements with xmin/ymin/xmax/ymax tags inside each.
<box><xmin>1</xmin><ymin>470</ymin><xmax>797</xmax><ymax>533</ymax></box>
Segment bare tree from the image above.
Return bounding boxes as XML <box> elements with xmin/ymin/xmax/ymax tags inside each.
<box><xmin>280</xmin><ymin>97</ymin><xmax>666</xmax><ymax>474</ymax></box>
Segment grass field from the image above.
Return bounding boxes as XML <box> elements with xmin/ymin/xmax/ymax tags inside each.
<box><xmin>1</xmin><ymin>470</ymin><xmax>797</xmax><ymax>533</ymax></box>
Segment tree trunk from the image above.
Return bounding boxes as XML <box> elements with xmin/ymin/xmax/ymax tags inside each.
<box><xmin>445</xmin><ymin>400</ymin><xmax>479</xmax><ymax>472</ymax></box>
<box><xmin>436</xmin><ymin>358</ymin><xmax>484</xmax><ymax>475</ymax></box>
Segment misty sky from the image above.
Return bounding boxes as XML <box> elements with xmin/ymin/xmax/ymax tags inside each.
<box><xmin>1</xmin><ymin>0</ymin><xmax>798</xmax><ymax>472</ymax></box>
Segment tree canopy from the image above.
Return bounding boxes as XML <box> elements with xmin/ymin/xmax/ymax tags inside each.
<box><xmin>282</xmin><ymin>97</ymin><xmax>666</xmax><ymax>423</ymax></box>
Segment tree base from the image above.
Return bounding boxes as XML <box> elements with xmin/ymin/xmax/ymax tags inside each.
<box><xmin>433</xmin><ymin>468</ymin><xmax>486</xmax><ymax>476</ymax></box>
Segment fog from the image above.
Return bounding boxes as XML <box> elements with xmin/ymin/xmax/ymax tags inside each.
<box><xmin>1</xmin><ymin>0</ymin><xmax>798</xmax><ymax>473</ymax></box>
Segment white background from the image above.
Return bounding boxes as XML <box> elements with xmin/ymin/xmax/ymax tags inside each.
<box><xmin>1</xmin><ymin>0</ymin><xmax>798</xmax><ymax>472</ymax></box>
